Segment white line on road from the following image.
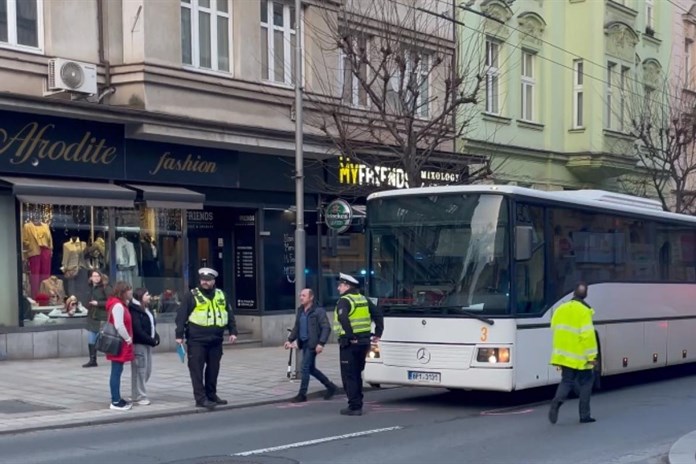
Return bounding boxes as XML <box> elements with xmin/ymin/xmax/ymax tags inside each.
<box><xmin>232</xmin><ymin>426</ymin><xmax>404</xmax><ymax>456</ymax></box>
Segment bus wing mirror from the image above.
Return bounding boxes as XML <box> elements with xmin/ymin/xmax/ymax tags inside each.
<box><xmin>515</xmin><ymin>226</ymin><xmax>533</xmax><ymax>261</ymax></box>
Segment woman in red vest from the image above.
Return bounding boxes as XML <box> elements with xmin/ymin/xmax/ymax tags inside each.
<box><xmin>107</xmin><ymin>281</ymin><xmax>135</xmax><ymax>411</ymax></box>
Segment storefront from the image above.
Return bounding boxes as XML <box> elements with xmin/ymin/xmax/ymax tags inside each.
<box><xmin>0</xmin><ymin>108</ymin><xmax>323</xmax><ymax>335</ymax></box>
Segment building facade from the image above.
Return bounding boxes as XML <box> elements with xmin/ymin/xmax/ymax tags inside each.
<box><xmin>459</xmin><ymin>0</ymin><xmax>673</xmax><ymax>191</ymax></box>
<box><xmin>0</xmin><ymin>0</ymin><xmax>461</xmax><ymax>358</ymax></box>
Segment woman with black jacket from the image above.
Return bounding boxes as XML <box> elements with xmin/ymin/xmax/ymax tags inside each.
<box><xmin>83</xmin><ymin>271</ymin><xmax>112</xmax><ymax>368</ymax></box>
<box><xmin>130</xmin><ymin>288</ymin><xmax>159</xmax><ymax>405</ymax></box>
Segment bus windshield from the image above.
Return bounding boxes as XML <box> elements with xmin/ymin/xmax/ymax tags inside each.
<box><xmin>368</xmin><ymin>193</ymin><xmax>510</xmax><ymax>316</ymax></box>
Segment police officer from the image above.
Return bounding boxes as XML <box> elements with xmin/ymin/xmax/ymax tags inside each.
<box><xmin>334</xmin><ymin>272</ymin><xmax>384</xmax><ymax>416</ymax></box>
<box><xmin>175</xmin><ymin>267</ymin><xmax>238</xmax><ymax>410</ymax></box>
<box><xmin>548</xmin><ymin>282</ymin><xmax>598</xmax><ymax>424</ymax></box>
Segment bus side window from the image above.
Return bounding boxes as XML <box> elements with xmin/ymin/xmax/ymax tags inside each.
<box><xmin>515</xmin><ymin>204</ymin><xmax>545</xmax><ymax>314</ymax></box>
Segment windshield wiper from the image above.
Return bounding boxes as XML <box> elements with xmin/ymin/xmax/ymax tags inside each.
<box><xmin>405</xmin><ymin>305</ymin><xmax>495</xmax><ymax>325</ymax></box>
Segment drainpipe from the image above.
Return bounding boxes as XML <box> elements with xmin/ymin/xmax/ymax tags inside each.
<box><xmin>96</xmin><ymin>0</ymin><xmax>115</xmax><ymax>103</ymax></box>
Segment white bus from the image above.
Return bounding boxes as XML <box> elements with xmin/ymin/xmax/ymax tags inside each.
<box><xmin>363</xmin><ymin>185</ymin><xmax>696</xmax><ymax>392</ymax></box>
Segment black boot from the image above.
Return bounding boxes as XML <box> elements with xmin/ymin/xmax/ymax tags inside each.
<box><xmin>82</xmin><ymin>344</ymin><xmax>98</xmax><ymax>368</ymax></box>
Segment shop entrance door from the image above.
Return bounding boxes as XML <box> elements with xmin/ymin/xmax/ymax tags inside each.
<box><xmin>188</xmin><ymin>236</ymin><xmax>227</xmax><ymax>291</ymax></box>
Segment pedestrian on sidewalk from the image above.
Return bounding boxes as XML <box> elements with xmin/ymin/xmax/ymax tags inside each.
<box><xmin>548</xmin><ymin>282</ymin><xmax>598</xmax><ymax>425</ymax></box>
<box><xmin>334</xmin><ymin>273</ymin><xmax>384</xmax><ymax>416</ymax></box>
<box><xmin>82</xmin><ymin>270</ymin><xmax>111</xmax><ymax>368</ymax></box>
<box><xmin>106</xmin><ymin>281</ymin><xmax>135</xmax><ymax>411</ymax></box>
<box><xmin>175</xmin><ymin>267</ymin><xmax>238</xmax><ymax>410</ymax></box>
<box><xmin>130</xmin><ymin>288</ymin><xmax>160</xmax><ymax>406</ymax></box>
<box><xmin>285</xmin><ymin>288</ymin><xmax>338</xmax><ymax>403</ymax></box>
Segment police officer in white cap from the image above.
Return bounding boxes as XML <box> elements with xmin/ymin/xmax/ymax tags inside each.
<box><xmin>175</xmin><ymin>267</ymin><xmax>238</xmax><ymax>410</ymax></box>
<box><xmin>334</xmin><ymin>272</ymin><xmax>383</xmax><ymax>416</ymax></box>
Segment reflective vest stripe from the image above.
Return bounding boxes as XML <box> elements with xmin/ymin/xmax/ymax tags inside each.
<box><xmin>333</xmin><ymin>293</ymin><xmax>371</xmax><ymax>336</ymax></box>
<box><xmin>188</xmin><ymin>289</ymin><xmax>228</xmax><ymax>328</ymax></box>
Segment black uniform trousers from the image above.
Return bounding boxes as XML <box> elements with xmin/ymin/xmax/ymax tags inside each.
<box><xmin>187</xmin><ymin>341</ymin><xmax>223</xmax><ymax>404</ymax></box>
<box><xmin>339</xmin><ymin>340</ymin><xmax>370</xmax><ymax>411</ymax></box>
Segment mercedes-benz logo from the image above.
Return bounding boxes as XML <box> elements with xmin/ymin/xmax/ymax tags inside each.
<box><xmin>416</xmin><ymin>347</ymin><xmax>431</xmax><ymax>364</ymax></box>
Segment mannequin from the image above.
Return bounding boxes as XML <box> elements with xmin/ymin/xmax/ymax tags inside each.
<box><xmin>23</xmin><ymin>216</ymin><xmax>53</xmax><ymax>299</ymax></box>
<box><xmin>39</xmin><ymin>275</ymin><xmax>66</xmax><ymax>305</ymax></box>
<box><xmin>62</xmin><ymin>236</ymin><xmax>86</xmax><ymax>297</ymax></box>
<box><xmin>115</xmin><ymin>233</ymin><xmax>138</xmax><ymax>286</ymax></box>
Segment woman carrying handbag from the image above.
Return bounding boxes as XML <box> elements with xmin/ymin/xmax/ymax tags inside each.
<box><xmin>106</xmin><ymin>281</ymin><xmax>135</xmax><ymax>411</ymax></box>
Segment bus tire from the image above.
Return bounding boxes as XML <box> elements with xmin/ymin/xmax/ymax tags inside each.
<box><xmin>368</xmin><ymin>383</ymin><xmax>381</xmax><ymax>389</ymax></box>
<box><xmin>592</xmin><ymin>331</ymin><xmax>602</xmax><ymax>392</ymax></box>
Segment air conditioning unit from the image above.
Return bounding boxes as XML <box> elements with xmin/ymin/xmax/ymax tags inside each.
<box><xmin>47</xmin><ymin>58</ymin><xmax>98</xmax><ymax>95</ymax></box>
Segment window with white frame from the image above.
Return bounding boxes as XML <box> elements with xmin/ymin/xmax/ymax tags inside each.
<box><xmin>485</xmin><ymin>39</ymin><xmax>500</xmax><ymax>115</ymax></box>
<box><xmin>340</xmin><ymin>34</ymin><xmax>369</xmax><ymax>108</ymax></box>
<box><xmin>520</xmin><ymin>51</ymin><xmax>535</xmax><ymax>122</ymax></box>
<box><xmin>606</xmin><ymin>62</ymin><xmax>615</xmax><ymax>129</ymax></box>
<box><xmin>573</xmin><ymin>60</ymin><xmax>584</xmax><ymax>128</ymax></box>
<box><xmin>260</xmin><ymin>0</ymin><xmax>297</xmax><ymax>85</ymax></box>
<box><xmin>619</xmin><ymin>66</ymin><xmax>628</xmax><ymax>130</ymax></box>
<box><xmin>181</xmin><ymin>0</ymin><xmax>231</xmax><ymax>72</ymax></box>
<box><xmin>0</xmin><ymin>0</ymin><xmax>42</xmax><ymax>50</ymax></box>
<box><xmin>407</xmin><ymin>51</ymin><xmax>431</xmax><ymax>119</ymax></box>
<box><xmin>645</xmin><ymin>0</ymin><xmax>654</xmax><ymax>31</ymax></box>
<box><xmin>686</xmin><ymin>39</ymin><xmax>692</xmax><ymax>89</ymax></box>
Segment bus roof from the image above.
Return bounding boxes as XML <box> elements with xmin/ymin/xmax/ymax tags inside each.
<box><xmin>366</xmin><ymin>185</ymin><xmax>696</xmax><ymax>224</ymax></box>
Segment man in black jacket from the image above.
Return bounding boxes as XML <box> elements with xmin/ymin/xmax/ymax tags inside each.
<box><xmin>176</xmin><ymin>268</ymin><xmax>238</xmax><ymax>410</ymax></box>
<box><xmin>285</xmin><ymin>288</ymin><xmax>338</xmax><ymax>403</ymax></box>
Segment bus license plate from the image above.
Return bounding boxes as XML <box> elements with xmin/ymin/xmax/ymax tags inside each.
<box><xmin>408</xmin><ymin>371</ymin><xmax>441</xmax><ymax>383</ymax></box>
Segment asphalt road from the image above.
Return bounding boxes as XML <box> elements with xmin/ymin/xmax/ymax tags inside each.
<box><xmin>3</xmin><ymin>367</ymin><xmax>696</xmax><ymax>464</ymax></box>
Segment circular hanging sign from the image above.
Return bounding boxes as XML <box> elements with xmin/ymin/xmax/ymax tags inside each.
<box><xmin>325</xmin><ymin>199</ymin><xmax>353</xmax><ymax>233</ymax></box>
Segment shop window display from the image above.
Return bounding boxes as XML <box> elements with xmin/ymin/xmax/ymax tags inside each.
<box><xmin>21</xmin><ymin>203</ymin><xmax>185</xmax><ymax>326</ymax></box>
<box><xmin>21</xmin><ymin>203</ymin><xmax>109</xmax><ymax>326</ymax></box>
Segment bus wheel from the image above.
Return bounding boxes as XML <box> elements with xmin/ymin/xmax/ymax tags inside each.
<box><xmin>368</xmin><ymin>383</ymin><xmax>381</xmax><ymax>389</ymax></box>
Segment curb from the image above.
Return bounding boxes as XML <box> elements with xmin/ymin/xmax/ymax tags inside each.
<box><xmin>669</xmin><ymin>430</ymin><xmax>696</xmax><ymax>464</ymax></box>
<box><xmin>0</xmin><ymin>387</ymin><xmax>369</xmax><ymax>436</ymax></box>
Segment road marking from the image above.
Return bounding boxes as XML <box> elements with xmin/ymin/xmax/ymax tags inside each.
<box><xmin>480</xmin><ymin>407</ymin><xmax>534</xmax><ymax>416</ymax></box>
<box><xmin>232</xmin><ymin>426</ymin><xmax>404</xmax><ymax>456</ymax></box>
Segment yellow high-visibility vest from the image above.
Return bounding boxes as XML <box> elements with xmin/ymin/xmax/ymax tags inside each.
<box><xmin>188</xmin><ymin>288</ymin><xmax>228</xmax><ymax>328</ymax></box>
<box><xmin>333</xmin><ymin>293</ymin><xmax>371</xmax><ymax>336</ymax></box>
<box><xmin>550</xmin><ymin>299</ymin><xmax>597</xmax><ymax>370</ymax></box>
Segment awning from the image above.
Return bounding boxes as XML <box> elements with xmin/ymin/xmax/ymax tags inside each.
<box><xmin>125</xmin><ymin>184</ymin><xmax>205</xmax><ymax>210</ymax></box>
<box><xmin>0</xmin><ymin>177</ymin><xmax>136</xmax><ymax>207</ymax></box>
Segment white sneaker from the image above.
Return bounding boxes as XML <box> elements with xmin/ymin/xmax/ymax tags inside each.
<box><xmin>136</xmin><ymin>398</ymin><xmax>151</xmax><ymax>406</ymax></box>
<box><xmin>110</xmin><ymin>400</ymin><xmax>132</xmax><ymax>411</ymax></box>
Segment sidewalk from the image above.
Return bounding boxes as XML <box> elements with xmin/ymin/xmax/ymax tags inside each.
<box><xmin>0</xmin><ymin>344</ymin><xmax>344</xmax><ymax>435</ymax></box>
<box><xmin>669</xmin><ymin>430</ymin><xmax>696</xmax><ymax>464</ymax></box>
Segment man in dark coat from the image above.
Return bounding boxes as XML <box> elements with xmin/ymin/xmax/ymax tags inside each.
<box><xmin>285</xmin><ymin>288</ymin><xmax>338</xmax><ymax>403</ymax></box>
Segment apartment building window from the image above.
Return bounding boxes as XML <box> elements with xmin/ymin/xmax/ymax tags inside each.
<box><xmin>407</xmin><ymin>51</ymin><xmax>431</xmax><ymax>119</ymax></box>
<box><xmin>520</xmin><ymin>51</ymin><xmax>535</xmax><ymax>122</ymax></box>
<box><xmin>485</xmin><ymin>39</ymin><xmax>500</xmax><ymax>115</ymax></box>
<box><xmin>340</xmin><ymin>35</ymin><xmax>368</xmax><ymax>107</ymax></box>
<box><xmin>181</xmin><ymin>0</ymin><xmax>231</xmax><ymax>72</ymax></box>
<box><xmin>607</xmin><ymin>63</ymin><xmax>629</xmax><ymax>131</ymax></box>
<box><xmin>260</xmin><ymin>0</ymin><xmax>297</xmax><ymax>85</ymax></box>
<box><xmin>686</xmin><ymin>39</ymin><xmax>693</xmax><ymax>89</ymax></box>
<box><xmin>645</xmin><ymin>0</ymin><xmax>654</xmax><ymax>32</ymax></box>
<box><xmin>0</xmin><ymin>0</ymin><xmax>42</xmax><ymax>50</ymax></box>
<box><xmin>573</xmin><ymin>60</ymin><xmax>584</xmax><ymax>128</ymax></box>
<box><xmin>619</xmin><ymin>67</ymin><xmax>628</xmax><ymax>130</ymax></box>
<box><xmin>606</xmin><ymin>63</ymin><xmax>615</xmax><ymax>129</ymax></box>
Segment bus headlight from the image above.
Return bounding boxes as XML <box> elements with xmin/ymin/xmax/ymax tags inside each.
<box><xmin>367</xmin><ymin>343</ymin><xmax>381</xmax><ymax>360</ymax></box>
<box><xmin>476</xmin><ymin>347</ymin><xmax>510</xmax><ymax>364</ymax></box>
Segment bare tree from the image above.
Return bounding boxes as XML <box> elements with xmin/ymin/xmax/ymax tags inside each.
<box><xmin>621</xmin><ymin>69</ymin><xmax>696</xmax><ymax>213</ymax></box>
<box><xmin>303</xmin><ymin>0</ymin><xmax>490</xmax><ymax>194</ymax></box>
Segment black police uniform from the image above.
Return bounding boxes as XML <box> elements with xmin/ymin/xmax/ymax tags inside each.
<box><xmin>175</xmin><ymin>285</ymin><xmax>237</xmax><ymax>409</ymax></box>
<box><xmin>336</xmin><ymin>288</ymin><xmax>384</xmax><ymax>415</ymax></box>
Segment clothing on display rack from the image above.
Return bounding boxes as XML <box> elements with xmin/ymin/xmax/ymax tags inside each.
<box><xmin>23</xmin><ymin>220</ymin><xmax>53</xmax><ymax>299</ymax></box>
<box><xmin>62</xmin><ymin>237</ymin><xmax>87</xmax><ymax>297</ymax></box>
<box><xmin>39</xmin><ymin>276</ymin><xmax>66</xmax><ymax>305</ymax></box>
<box><xmin>141</xmin><ymin>233</ymin><xmax>161</xmax><ymax>293</ymax></box>
<box><xmin>86</xmin><ymin>236</ymin><xmax>106</xmax><ymax>271</ymax></box>
<box><xmin>116</xmin><ymin>235</ymin><xmax>139</xmax><ymax>286</ymax></box>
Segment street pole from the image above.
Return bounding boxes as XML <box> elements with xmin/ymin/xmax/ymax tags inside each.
<box><xmin>293</xmin><ymin>0</ymin><xmax>305</xmax><ymax>380</ymax></box>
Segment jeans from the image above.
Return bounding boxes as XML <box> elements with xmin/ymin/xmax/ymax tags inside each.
<box><xmin>551</xmin><ymin>366</ymin><xmax>594</xmax><ymax>420</ymax></box>
<box><xmin>110</xmin><ymin>361</ymin><xmax>125</xmax><ymax>404</ymax></box>
<box><xmin>298</xmin><ymin>345</ymin><xmax>332</xmax><ymax>396</ymax></box>
<box><xmin>87</xmin><ymin>330</ymin><xmax>98</xmax><ymax>345</ymax></box>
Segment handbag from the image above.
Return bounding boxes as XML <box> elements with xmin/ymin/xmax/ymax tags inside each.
<box><xmin>95</xmin><ymin>322</ymin><xmax>123</xmax><ymax>355</ymax></box>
